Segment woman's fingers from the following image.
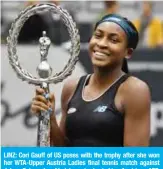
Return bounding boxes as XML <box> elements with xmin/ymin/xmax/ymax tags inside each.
<box><xmin>35</xmin><ymin>88</ymin><xmax>55</xmax><ymax>102</ymax></box>
<box><xmin>35</xmin><ymin>95</ymin><xmax>48</xmax><ymax>104</ymax></box>
<box><xmin>31</xmin><ymin>105</ymin><xmax>47</xmax><ymax>115</ymax></box>
<box><xmin>36</xmin><ymin>87</ymin><xmax>45</xmax><ymax>95</ymax></box>
<box><xmin>49</xmin><ymin>93</ymin><xmax>55</xmax><ymax>102</ymax></box>
<box><xmin>33</xmin><ymin>100</ymin><xmax>49</xmax><ymax>110</ymax></box>
<box><xmin>31</xmin><ymin>87</ymin><xmax>55</xmax><ymax>116</ymax></box>
<box><xmin>31</xmin><ymin>100</ymin><xmax>49</xmax><ymax>114</ymax></box>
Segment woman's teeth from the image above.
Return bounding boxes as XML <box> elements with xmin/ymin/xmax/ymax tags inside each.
<box><xmin>94</xmin><ymin>51</ymin><xmax>109</xmax><ymax>57</ymax></box>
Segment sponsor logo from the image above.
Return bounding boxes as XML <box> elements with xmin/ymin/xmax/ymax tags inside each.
<box><xmin>93</xmin><ymin>105</ymin><xmax>108</xmax><ymax>113</ymax></box>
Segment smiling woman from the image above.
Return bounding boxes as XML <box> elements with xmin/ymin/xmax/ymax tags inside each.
<box><xmin>31</xmin><ymin>14</ymin><xmax>151</xmax><ymax>147</ymax></box>
<box><xmin>90</xmin><ymin>21</ymin><xmax>129</xmax><ymax>69</ymax></box>
<box><xmin>90</xmin><ymin>14</ymin><xmax>138</xmax><ymax>72</ymax></box>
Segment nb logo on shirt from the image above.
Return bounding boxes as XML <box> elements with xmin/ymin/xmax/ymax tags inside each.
<box><xmin>93</xmin><ymin>106</ymin><xmax>108</xmax><ymax>113</ymax></box>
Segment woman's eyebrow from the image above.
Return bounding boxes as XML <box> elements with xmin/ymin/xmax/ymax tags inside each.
<box><xmin>94</xmin><ymin>29</ymin><xmax>102</xmax><ymax>33</ymax></box>
<box><xmin>95</xmin><ymin>29</ymin><xmax>122</xmax><ymax>39</ymax></box>
<box><xmin>96</xmin><ymin>28</ymin><xmax>119</xmax><ymax>35</ymax></box>
<box><xmin>109</xmin><ymin>33</ymin><xmax>119</xmax><ymax>37</ymax></box>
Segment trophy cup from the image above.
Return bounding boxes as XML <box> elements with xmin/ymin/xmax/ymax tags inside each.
<box><xmin>7</xmin><ymin>3</ymin><xmax>80</xmax><ymax>146</ymax></box>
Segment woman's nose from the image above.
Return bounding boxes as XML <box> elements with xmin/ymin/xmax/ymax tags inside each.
<box><xmin>96</xmin><ymin>37</ymin><xmax>108</xmax><ymax>48</ymax></box>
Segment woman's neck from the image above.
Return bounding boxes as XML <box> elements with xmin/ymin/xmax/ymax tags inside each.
<box><xmin>90</xmin><ymin>66</ymin><xmax>124</xmax><ymax>89</ymax></box>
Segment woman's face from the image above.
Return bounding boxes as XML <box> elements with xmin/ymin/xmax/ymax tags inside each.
<box><xmin>89</xmin><ymin>22</ymin><xmax>131</xmax><ymax>68</ymax></box>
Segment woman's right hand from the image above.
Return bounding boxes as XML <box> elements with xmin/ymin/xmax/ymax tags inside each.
<box><xmin>31</xmin><ymin>87</ymin><xmax>55</xmax><ymax>116</ymax></box>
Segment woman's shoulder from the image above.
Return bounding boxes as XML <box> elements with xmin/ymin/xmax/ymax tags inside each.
<box><xmin>63</xmin><ymin>74</ymin><xmax>87</xmax><ymax>91</ymax></box>
<box><xmin>63</xmin><ymin>77</ymin><xmax>80</xmax><ymax>92</ymax></box>
<box><xmin>122</xmin><ymin>75</ymin><xmax>150</xmax><ymax>93</ymax></box>
<box><xmin>61</xmin><ymin>75</ymin><xmax>88</xmax><ymax>102</ymax></box>
<box><xmin>121</xmin><ymin>75</ymin><xmax>151</xmax><ymax>102</ymax></box>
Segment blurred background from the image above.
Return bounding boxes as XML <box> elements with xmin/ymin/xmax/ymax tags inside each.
<box><xmin>1</xmin><ymin>0</ymin><xmax>163</xmax><ymax>146</ymax></box>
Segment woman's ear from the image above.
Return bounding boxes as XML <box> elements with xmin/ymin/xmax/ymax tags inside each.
<box><xmin>125</xmin><ymin>48</ymin><xmax>133</xmax><ymax>59</ymax></box>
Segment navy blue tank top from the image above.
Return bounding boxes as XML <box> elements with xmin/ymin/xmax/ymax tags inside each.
<box><xmin>65</xmin><ymin>74</ymin><xmax>130</xmax><ymax>146</ymax></box>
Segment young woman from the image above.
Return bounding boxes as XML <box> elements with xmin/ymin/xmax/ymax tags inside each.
<box><xmin>31</xmin><ymin>14</ymin><xmax>151</xmax><ymax>147</ymax></box>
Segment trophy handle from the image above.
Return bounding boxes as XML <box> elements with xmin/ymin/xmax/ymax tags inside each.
<box><xmin>37</xmin><ymin>83</ymin><xmax>51</xmax><ymax>146</ymax></box>
<box><xmin>37</xmin><ymin>31</ymin><xmax>52</xmax><ymax>147</ymax></box>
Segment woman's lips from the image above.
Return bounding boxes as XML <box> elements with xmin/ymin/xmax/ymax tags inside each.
<box><xmin>93</xmin><ymin>51</ymin><xmax>110</xmax><ymax>59</ymax></box>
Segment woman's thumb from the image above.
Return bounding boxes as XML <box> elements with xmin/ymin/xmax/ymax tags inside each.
<box><xmin>49</xmin><ymin>93</ymin><xmax>55</xmax><ymax>102</ymax></box>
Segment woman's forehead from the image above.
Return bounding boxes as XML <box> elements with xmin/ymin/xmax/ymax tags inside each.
<box><xmin>96</xmin><ymin>22</ymin><xmax>126</xmax><ymax>37</ymax></box>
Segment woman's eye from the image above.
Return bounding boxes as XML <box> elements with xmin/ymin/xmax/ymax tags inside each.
<box><xmin>94</xmin><ymin>33</ymin><xmax>102</xmax><ymax>38</ymax></box>
<box><xmin>111</xmin><ymin>38</ymin><xmax>118</xmax><ymax>43</ymax></box>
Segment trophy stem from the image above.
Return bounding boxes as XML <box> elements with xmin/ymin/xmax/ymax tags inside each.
<box><xmin>37</xmin><ymin>31</ymin><xmax>52</xmax><ymax>147</ymax></box>
<box><xmin>37</xmin><ymin>83</ymin><xmax>51</xmax><ymax>147</ymax></box>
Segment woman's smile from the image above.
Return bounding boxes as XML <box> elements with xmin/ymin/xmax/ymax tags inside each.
<box><xmin>93</xmin><ymin>50</ymin><xmax>110</xmax><ymax>60</ymax></box>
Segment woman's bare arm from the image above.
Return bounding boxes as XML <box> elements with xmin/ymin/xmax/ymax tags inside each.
<box><xmin>123</xmin><ymin>77</ymin><xmax>151</xmax><ymax>146</ymax></box>
<box><xmin>50</xmin><ymin>77</ymin><xmax>80</xmax><ymax>146</ymax></box>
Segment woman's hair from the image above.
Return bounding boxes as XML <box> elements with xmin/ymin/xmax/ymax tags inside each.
<box><xmin>122</xmin><ymin>17</ymin><xmax>139</xmax><ymax>73</ymax></box>
<box><xmin>122</xmin><ymin>58</ymin><xmax>129</xmax><ymax>73</ymax></box>
<box><xmin>123</xmin><ymin>17</ymin><xmax>139</xmax><ymax>49</ymax></box>
<box><xmin>94</xmin><ymin>14</ymin><xmax>139</xmax><ymax>73</ymax></box>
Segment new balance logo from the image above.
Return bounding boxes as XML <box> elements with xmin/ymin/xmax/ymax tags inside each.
<box><xmin>93</xmin><ymin>106</ymin><xmax>108</xmax><ymax>113</ymax></box>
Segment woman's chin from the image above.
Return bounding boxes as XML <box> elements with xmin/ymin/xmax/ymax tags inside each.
<box><xmin>92</xmin><ymin>60</ymin><xmax>110</xmax><ymax>68</ymax></box>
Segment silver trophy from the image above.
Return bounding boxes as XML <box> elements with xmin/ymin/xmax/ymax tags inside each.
<box><xmin>7</xmin><ymin>3</ymin><xmax>80</xmax><ymax>146</ymax></box>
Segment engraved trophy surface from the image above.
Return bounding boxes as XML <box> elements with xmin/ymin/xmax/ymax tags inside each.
<box><xmin>7</xmin><ymin>3</ymin><xmax>80</xmax><ymax>146</ymax></box>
